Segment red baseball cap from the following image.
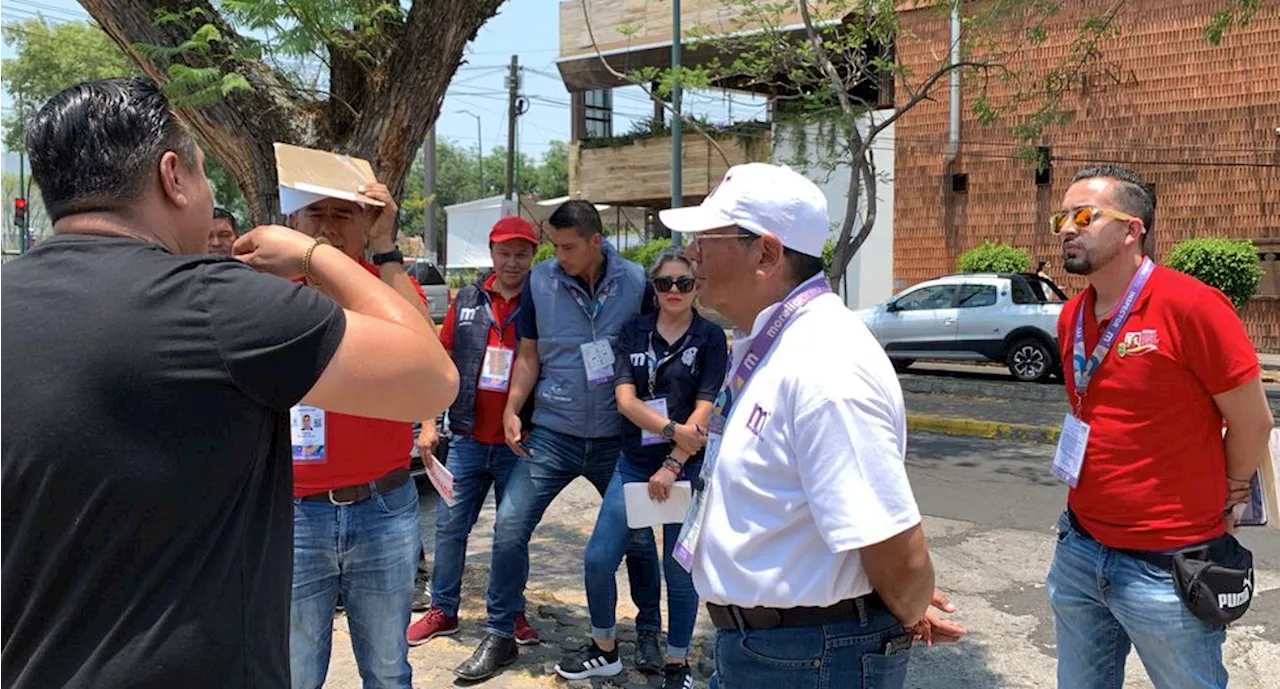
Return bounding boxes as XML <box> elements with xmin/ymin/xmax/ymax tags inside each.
<box><xmin>489</xmin><ymin>216</ymin><xmax>538</xmax><ymax>246</ymax></box>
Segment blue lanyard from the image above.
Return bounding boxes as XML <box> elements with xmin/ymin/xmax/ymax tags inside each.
<box><xmin>483</xmin><ymin>295</ymin><xmax>520</xmax><ymax>342</ymax></box>
<box><xmin>1071</xmin><ymin>257</ymin><xmax>1155</xmax><ymax>412</ymax></box>
<box><xmin>565</xmin><ymin>279</ymin><xmax>613</xmax><ymax>339</ymax></box>
<box><xmin>645</xmin><ymin>330</ymin><xmax>687</xmax><ymax>399</ymax></box>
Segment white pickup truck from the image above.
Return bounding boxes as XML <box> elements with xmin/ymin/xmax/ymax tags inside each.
<box><xmin>855</xmin><ymin>272</ymin><xmax>1067</xmax><ymax>382</ymax></box>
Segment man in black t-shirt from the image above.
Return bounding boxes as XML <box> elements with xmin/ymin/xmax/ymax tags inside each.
<box><xmin>1</xmin><ymin>78</ymin><xmax>459</xmax><ymax>689</ymax></box>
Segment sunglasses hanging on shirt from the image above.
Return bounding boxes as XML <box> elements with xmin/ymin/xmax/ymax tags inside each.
<box><xmin>653</xmin><ymin>276</ymin><xmax>696</xmax><ymax>294</ymax></box>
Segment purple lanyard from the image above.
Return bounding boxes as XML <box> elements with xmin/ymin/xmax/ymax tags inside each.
<box><xmin>1071</xmin><ymin>257</ymin><xmax>1154</xmax><ymax>411</ymax></box>
<box><xmin>708</xmin><ymin>275</ymin><xmax>832</xmax><ymax>435</ymax></box>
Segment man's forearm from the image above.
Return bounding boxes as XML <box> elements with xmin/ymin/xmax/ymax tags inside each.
<box><xmin>862</xmin><ymin>525</ymin><xmax>936</xmax><ymax>627</ymax></box>
<box><xmin>1225</xmin><ymin>423</ymin><xmax>1272</xmax><ymax>482</ymax></box>
<box><xmin>505</xmin><ymin>355</ymin><xmax>539</xmax><ymax>415</ymax></box>
<box><xmin>378</xmin><ymin>260</ymin><xmax>435</xmax><ymax>331</ymax></box>
<box><xmin>308</xmin><ymin>245</ymin><xmax>433</xmax><ymax>339</ymax></box>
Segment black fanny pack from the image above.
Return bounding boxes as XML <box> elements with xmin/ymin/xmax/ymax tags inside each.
<box><xmin>1171</xmin><ymin>537</ymin><xmax>1254</xmax><ymax>626</ymax></box>
<box><xmin>1067</xmin><ymin>510</ymin><xmax>1254</xmax><ymax>625</ymax></box>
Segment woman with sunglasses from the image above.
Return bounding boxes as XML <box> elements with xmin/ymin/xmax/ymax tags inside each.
<box><xmin>554</xmin><ymin>249</ymin><xmax>728</xmax><ymax>688</ymax></box>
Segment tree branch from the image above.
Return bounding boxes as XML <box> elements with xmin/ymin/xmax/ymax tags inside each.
<box><xmin>577</xmin><ymin>0</ymin><xmax>732</xmax><ymax>167</ymax></box>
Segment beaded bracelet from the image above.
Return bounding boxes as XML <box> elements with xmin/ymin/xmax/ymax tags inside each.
<box><xmin>302</xmin><ymin>236</ymin><xmax>330</xmax><ymax>287</ymax></box>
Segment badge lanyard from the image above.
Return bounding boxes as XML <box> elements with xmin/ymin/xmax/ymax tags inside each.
<box><xmin>645</xmin><ymin>330</ymin><xmax>687</xmax><ymax>399</ymax></box>
<box><xmin>1070</xmin><ymin>257</ymin><xmax>1155</xmax><ymax>416</ymax></box>
<box><xmin>484</xmin><ymin>296</ymin><xmax>520</xmax><ymax>344</ymax></box>
<box><xmin>566</xmin><ymin>279</ymin><xmax>614</xmax><ymax>340</ymax></box>
<box><xmin>672</xmin><ymin>275</ymin><xmax>832</xmax><ymax>571</ymax></box>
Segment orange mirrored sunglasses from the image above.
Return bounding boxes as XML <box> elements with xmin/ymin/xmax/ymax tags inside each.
<box><xmin>1049</xmin><ymin>206</ymin><xmax>1138</xmax><ymax>235</ymax></box>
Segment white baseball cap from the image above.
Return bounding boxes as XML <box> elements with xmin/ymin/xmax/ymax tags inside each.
<box><xmin>658</xmin><ymin>163</ymin><xmax>829</xmax><ymax>258</ymax></box>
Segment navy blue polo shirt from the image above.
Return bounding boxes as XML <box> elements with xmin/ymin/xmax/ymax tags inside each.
<box><xmin>613</xmin><ymin>311</ymin><xmax>729</xmax><ymax>471</ymax></box>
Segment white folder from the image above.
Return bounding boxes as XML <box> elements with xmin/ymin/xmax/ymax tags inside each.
<box><xmin>624</xmin><ymin>481</ymin><xmax>693</xmax><ymax>529</ymax></box>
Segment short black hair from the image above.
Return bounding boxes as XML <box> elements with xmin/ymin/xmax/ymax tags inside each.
<box><xmin>1071</xmin><ymin>165</ymin><xmax>1155</xmax><ymax>252</ymax></box>
<box><xmin>26</xmin><ymin>77</ymin><xmax>198</xmax><ymax>222</ymax></box>
<box><xmin>735</xmin><ymin>228</ymin><xmax>825</xmax><ymax>285</ymax></box>
<box><xmin>548</xmin><ymin>200</ymin><xmax>603</xmax><ymax>239</ymax></box>
<box><xmin>785</xmin><ymin>249</ymin><xmax>825</xmax><ymax>284</ymax></box>
<box><xmin>213</xmin><ymin>207</ymin><xmax>238</xmax><ymax>233</ymax></box>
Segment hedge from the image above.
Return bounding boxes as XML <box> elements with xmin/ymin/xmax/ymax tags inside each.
<box><xmin>1163</xmin><ymin>238</ymin><xmax>1262</xmax><ymax>310</ymax></box>
<box><xmin>957</xmin><ymin>241</ymin><xmax>1032</xmax><ymax>274</ymax></box>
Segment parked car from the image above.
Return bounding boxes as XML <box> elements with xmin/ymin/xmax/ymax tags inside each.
<box><xmin>404</xmin><ymin>259</ymin><xmax>450</xmax><ymax>324</ymax></box>
<box><xmin>855</xmin><ymin>272</ymin><xmax>1068</xmax><ymax>382</ymax></box>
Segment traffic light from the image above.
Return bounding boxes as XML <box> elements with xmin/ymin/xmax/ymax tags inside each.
<box><xmin>14</xmin><ymin>197</ymin><xmax>27</xmax><ymax>225</ymax></box>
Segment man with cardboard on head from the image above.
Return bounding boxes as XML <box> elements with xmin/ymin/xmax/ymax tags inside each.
<box><xmin>276</xmin><ymin>144</ymin><xmax>443</xmax><ymax>689</ymax></box>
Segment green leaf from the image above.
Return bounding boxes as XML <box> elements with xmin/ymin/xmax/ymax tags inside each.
<box><xmin>957</xmin><ymin>242</ymin><xmax>1032</xmax><ymax>273</ymax></box>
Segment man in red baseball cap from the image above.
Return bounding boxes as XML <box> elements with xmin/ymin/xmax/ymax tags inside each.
<box><xmin>407</xmin><ymin>216</ymin><xmax>543</xmax><ymax>646</ymax></box>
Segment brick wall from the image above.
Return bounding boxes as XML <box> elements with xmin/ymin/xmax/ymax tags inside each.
<box><xmin>894</xmin><ymin>0</ymin><xmax>1280</xmax><ymax>349</ymax></box>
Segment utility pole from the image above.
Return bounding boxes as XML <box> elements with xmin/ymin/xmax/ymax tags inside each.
<box><xmin>460</xmin><ymin>109</ymin><xmax>483</xmax><ymax>196</ymax></box>
<box><xmin>504</xmin><ymin>54</ymin><xmax>519</xmax><ymax>203</ymax></box>
<box><xmin>424</xmin><ymin>124</ymin><xmax>438</xmax><ymax>263</ymax></box>
<box><xmin>670</xmin><ymin>0</ymin><xmax>683</xmax><ymax>246</ymax></box>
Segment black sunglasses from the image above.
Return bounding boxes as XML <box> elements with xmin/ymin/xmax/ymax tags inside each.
<box><xmin>653</xmin><ymin>276</ymin><xmax>696</xmax><ymax>294</ymax></box>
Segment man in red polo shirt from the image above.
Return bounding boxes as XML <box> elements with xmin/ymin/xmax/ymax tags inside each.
<box><xmin>1047</xmin><ymin>165</ymin><xmax>1273</xmax><ymax>689</ymax></box>
<box><xmin>289</xmin><ymin>182</ymin><xmax>432</xmax><ymax>689</ymax></box>
<box><xmin>407</xmin><ymin>217</ymin><xmax>542</xmax><ymax>647</ymax></box>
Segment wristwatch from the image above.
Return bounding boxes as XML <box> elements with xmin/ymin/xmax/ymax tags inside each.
<box><xmin>662</xmin><ymin>456</ymin><xmax>683</xmax><ymax>475</ymax></box>
<box><xmin>370</xmin><ymin>247</ymin><xmax>404</xmax><ymax>266</ymax></box>
<box><xmin>662</xmin><ymin>420</ymin><xmax>677</xmax><ymax>440</ymax></box>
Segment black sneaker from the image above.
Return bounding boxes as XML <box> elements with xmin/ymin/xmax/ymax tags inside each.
<box><xmin>411</xmin><ymin>570</ymin><xmax>431</xmax><ymax>613</ymax></box>
<box><xmin>635</xmin><ymin>630</ymin><xmax>663</xmax><ymax>674</ymax></box>
<box><xmin>554</xmin><ymin>642</ymin><xmax>622</xmax><ymax>680</ymax></box>
<box><xmin>661</xmin><ymin>663</ymin><xmax>694</xmax><ymax>689</ymax></box>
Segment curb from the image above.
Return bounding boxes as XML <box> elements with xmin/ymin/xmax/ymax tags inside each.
<box><xmin>908</xmin><ymin>413</ymin><xmax>1060</xmax><ymax>445</ymax></box>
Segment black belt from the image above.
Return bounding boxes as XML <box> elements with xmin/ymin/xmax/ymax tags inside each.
<box><xmin>706</xmin><ymin>593</ymin><xmax>886</xmax><ymax>631</ymax></box>
<box><xmin>1066</xmin><ymin>509</ymin><xmax>1211</xmax><ymax>571</ymax></box>
<box><xmin>301</xmin><ymin>468</ymin><xmax>411</xmax><ymax>505</ymax></box>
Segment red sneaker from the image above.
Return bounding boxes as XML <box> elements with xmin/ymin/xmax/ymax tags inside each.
<box><xmin>407</xmin><ymin>607</ymin><xmax>458</xmax><ymax>646</ymax></box>
<box><xmin>514</xmin><ymin>610</ymin><xmax>540</xmax><ymax>646</ymax></box>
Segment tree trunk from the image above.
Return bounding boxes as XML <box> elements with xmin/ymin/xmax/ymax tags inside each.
<box><xmin>80</xmin><ymin>0</ymin><xmax>505</xmax><ymax>224</ymax></box>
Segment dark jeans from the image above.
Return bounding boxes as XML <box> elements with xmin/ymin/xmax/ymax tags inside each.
<box><xmin>429</xmin><ymin>437</ymin><xmax>522</xmax><ymax>617</ymax></box>
<box><xmin>483</xmin><ymin>426</ymin><xmax>661</xmax><ymax>637</ymax></box>
<box><xmin>708</xmin><ymin>606</ymin><xmax>911</xmax><ymax>689</ymax></box>
<box><xmin>290</xmin><ymin>480</ymin><xmax>419</xmax><ymax>689</ymax></box>
<box><xmin>584</xmin><ymin>456</ymin><xmax>701</xmax><ymax>658</ymax></box>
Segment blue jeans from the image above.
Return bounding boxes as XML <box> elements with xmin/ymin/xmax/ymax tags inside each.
<box><xmin>585</xmin><ymin>456</ymin><xmax>701</xmax><ymax>659</ymax></box>
<box><xmin>707</xmin><ymin>607</ymin><xmax>911</xmax><ymax>689</ymax></box>
<box><xmin>430</xmin><ymin>437</ymin><xmax>521</xmax><ymax>617</ymax></box>
<box><xmin>1048</xmin><ymin>511</ymin><xmax>1228</xmax><ymax>688</ymax></box>
<box><xmin>290</xmin><ymin>479</ymin><xmax>420</xmax><ymax>689</ymax></box>
<box><xmin>484</xmin><ymin>425</ymin><xmax>661</xmax><ymax>637</ymax></box>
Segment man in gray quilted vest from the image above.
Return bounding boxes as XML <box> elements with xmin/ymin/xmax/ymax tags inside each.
<box><xmin>452</xmin><ymin>201</ymin><xmax>662</xmax><ymax>681</ymax></box>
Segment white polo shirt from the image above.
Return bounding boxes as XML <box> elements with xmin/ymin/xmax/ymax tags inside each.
<box><xmin>691</xmin><ymin>286</ymin><xmax>920</xmax><ymax>608</ymax></box>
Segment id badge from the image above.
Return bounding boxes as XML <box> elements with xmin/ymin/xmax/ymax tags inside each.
<box><xmin>672</xmin><ymin>429</ymin><xmax>722</xmax><ymax>573</ymax></box>
<box><xmin>1051</xmin><ymin>414</ymin><xmax>1090</xmax><ymax>487</ymax></box>
<box><xmin>580</xmin><ymin>339</ymin><xmax>615</xmax><ymax>386</ymax></box>
<box><xmin>641</xmin><ymin>397</ymin><xmax>670</xmax><ymax>446</ymax></box>
<box><xmin>672</xmin><ymin>484</ymin><xmax>708</xmax><ymax>573</ymax></box>
<box><xmin>478</xmin><ymin>346</ymin><xmax>514</xmax><ymax>392</ymax></box>
<box><xmin>291</xmin><ymin>405</ymin><xmax>326</xmax><ymax>463</ymax></box>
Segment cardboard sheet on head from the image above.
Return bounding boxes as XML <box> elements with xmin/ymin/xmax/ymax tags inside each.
<box><xmin>274</xmin><ymin>142</ymin><xmax>386</xmax><ymax>215</ymax></box>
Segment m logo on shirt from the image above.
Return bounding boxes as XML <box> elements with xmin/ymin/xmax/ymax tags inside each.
<box><xmin>745</xmin><ymin>403</ymin><xmax>770</xmax><ymax>437</ymax></box>
<box><xmin>458</xmin><ymin>306</ymin><xmax>479</xmax><ymax>324</ymax></box>
<box><xmin>1117</xmin><ymin>328</ymin><xmax>1159</xmax><ymax>358</ymax></box>
<box><xmin>630</xmin><ymin>353</ymin><xmax>646</xmax><ymax>367</ymax></box>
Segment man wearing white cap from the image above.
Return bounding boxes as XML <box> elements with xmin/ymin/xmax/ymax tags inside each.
<box><xmin>659</xmin><ymin>163</ymin><xmax>963</xmax><ymax>688</ymax></box>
